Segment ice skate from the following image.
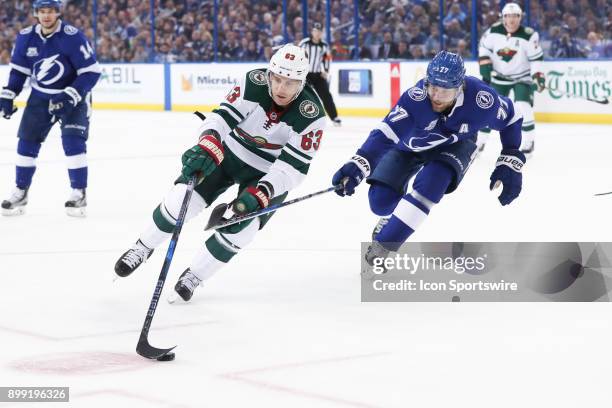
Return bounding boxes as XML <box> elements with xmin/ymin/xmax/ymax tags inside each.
<box><xmin>361</xmin><ymin>241</ymin><xmax>390</xmax><ymax>280</ymax></box>
<box><xmin>114</xmin><ymin>239</ymin><xmax>154</xmax><ymax>277</ymax></box>
<box><xmin>1</xmin><ymin>187</ymin><xmax>28</xmax><ymax>216</ymax></box>
<box><xmin>169</xmin><ymin>269</ymin><xmax>202</xmax><ymax>303</ymax></box>
<box><xmin>65</xmin><ymin>188</ymin><xmax>87</xmax><ymax>217</ymax></box>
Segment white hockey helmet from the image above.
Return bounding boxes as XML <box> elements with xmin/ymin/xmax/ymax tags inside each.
<box><xmin>267</xmin><ymin>44</ymin><xmax>309</xmax><ymax>102</ymax></box>
<box><xmin>502</xmin><ymin>2</ymin><xmax>522</xmax><ymax>16</ymax></box>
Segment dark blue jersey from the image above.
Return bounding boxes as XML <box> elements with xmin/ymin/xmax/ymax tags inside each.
<box><xmin>358</xmin><ymin>76</ymin><xmax>523</xmax><ymax>167</ymax></box>
<box><xmin>8</xmin><ymin>20</ymin><xmax>100</xmax><ymax>100</ymax></box>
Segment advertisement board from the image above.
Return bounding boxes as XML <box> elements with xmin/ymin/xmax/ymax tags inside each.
<box><xmin>170</xmin><ymin>63</ymin><xmax>263</xmax><ymax>111</ymax></box>
<box><xmin>2</xmin><ymin>60</ymin><xmax>611</xmax><ymax>123</ymax></box>
<box><xmin>93</xmin><ymin>64</ymin><xmax>165</xmax><ymax>110</ymax></box>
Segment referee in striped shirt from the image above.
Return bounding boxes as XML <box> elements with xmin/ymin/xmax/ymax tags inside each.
<box><xmin>299</xmin><ymin>23</ymin><xmax>341</xmax><ymax>126</ymax></box>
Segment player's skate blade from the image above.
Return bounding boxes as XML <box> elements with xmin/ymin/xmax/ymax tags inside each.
<box><xmin>65</xmin><ymin>188</ymin><xmax>87</xmax><ymax>217</ymax></box>
<box><xmin>1</xmin><ymin>187</ymin><xmax>28</xmax><ymax>216</ymax></box>
<box><xmin>172</xmin><ymin>269</ymin><xmax>202</xmax><ymax>302</ymax></box>
<box><xmin>114</xmin><ymin>240</ymin><xmax>154</xmax><ymax>277</ymax></box>
<box><xmin>1</xmin><ymin>206</ymin><xmax>26</xmax><ymax>216</ymax></box>
<box><xmin>362</xmin><ymin>241</ymin><xmax>390</xmax><ymax>280</ymax></box>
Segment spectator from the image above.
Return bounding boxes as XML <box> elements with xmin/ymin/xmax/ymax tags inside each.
<box><xmin>396</xmin><ymin>40</ymin><xmax>413</xmax><ymax>59</ymax></box>
<box><xmin>378</xmin><ymin>31</ymin><xmax>399</xmax><ymax>59</ymax></box>
<box><xmin>445</xmin><ymin>19</ymin><xmax>465</xmax><ymax>48</ymax></box>
<box><xmin>443</xmin><ymin>2</ymin><xmax>467</xmax><ymax>28</ymax></box>
<box><xmin>410</xmin><ymin>44</ymin><xmax>426</xmax><ymax>59</ymax></box>
<box><xmin>424</xmin><ymin>24</ymin><xmax>446</xmax><ymax>57</ymax></box>
<box><xmin>331</xmin><ymin>30</ymin><xmax>351</xmax><ymax>60</ymax></box>
<box><xmin>1</xmin><ymin>0</ymin><xmax>608</xmax><ymax>62</ymax></box>
<box><xmin>363</xmin><ymin>22</ymin><xmax>384</xmax><ymax>59</ymax></box>
<box><xmin>585</xmin><ymin>31</ymin><xmax>605</xmax><ymax>58</ymax></box>
<box><xmin>455</xmin><ymin>38</ymin><xmax>471</xmax><ymax>58</ymax></box>
<box><xmin>408</xmin><ymin>24</ymin><xmax>427</xmax><ymax>46</ymax></box>
<box><xmin>550</xmin><ymin>25</ymin><xmax>586</xmax><ymax>57</ymax></box>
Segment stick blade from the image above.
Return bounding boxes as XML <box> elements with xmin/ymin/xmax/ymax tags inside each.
<box><xmin>136</xmin><ymin>337</ymin><xmax>176</xmax><ymax>360</ymax></box>
<box><xmin>205</xmin><ymin>202</ymin><xmax>230</xmax><ymax>231</ymax></box>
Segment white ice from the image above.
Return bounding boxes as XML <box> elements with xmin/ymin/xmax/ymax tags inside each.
<box><xmin>1</xmin><ymin>111</ymin><xmax>612</xmax><ymax>408</ymax></box>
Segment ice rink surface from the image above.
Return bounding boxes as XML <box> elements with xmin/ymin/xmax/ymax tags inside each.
<box><xmin>1</xmin><ymin>110</ymin><xmax>612</xmax><ymax>407</ymax></box>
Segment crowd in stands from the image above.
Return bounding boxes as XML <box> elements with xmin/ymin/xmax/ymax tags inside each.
<box><xmin>0</xmin><ymin>0</ymin><xmax>611</xmax><ymax>65</ymax></box>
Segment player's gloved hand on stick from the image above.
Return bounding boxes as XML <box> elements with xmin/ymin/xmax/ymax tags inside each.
<box><xmin>0</xmin><ymin>87</ymin><xmax>17</xmax><ymax>119</ymax></box>
<box><xmin>532</xmin><ymin>72</ymin><xmax>546</xmax><ymax>93</ymax></box>
<box><xmin>49</xmin><ymin>87</ymin><xmax>81</xmax><ymax>118</ymax></box>
<box><xmin>181</xmin><ymin>130</ymin><xmax>224</xmax><ymax>179</ymax></box>
<box><xmin>219</xmin><ymin>183</ymin><xmax>272</xmax><ymax>234</ymax></box>
<box><xmin>233</xmin><ymin>182</ymin><xmax>272</xmax><ymax>215</ymax></box>
<box><xmin>489</xmin><ymin>149</ymin><xmax>526</xmax><ymax>206</ymax></box>
<box><xmin>332</xmin><ymin>153</ymin><xmax>371</xmax><ymax>196</ymax></box>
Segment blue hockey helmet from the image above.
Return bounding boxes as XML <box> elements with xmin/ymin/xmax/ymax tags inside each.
<box><xmin>426</xmin><ymin>51</ymin><xmax>466</xmax><ymax>89</ymax></box>
<box><xmin>33</xmin><ymin>0</ymin><xmax>63</xmax><ymax>11</ymax></box>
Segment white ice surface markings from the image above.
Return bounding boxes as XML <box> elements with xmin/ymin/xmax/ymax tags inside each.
<box><xmin>1</xmin><ymin>110</ymin><xmax>612</xmax><ymax>407</ymax></box>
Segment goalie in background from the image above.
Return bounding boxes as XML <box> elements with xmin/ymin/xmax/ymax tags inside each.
<box><xmin>114</xmin><ymin>44</ymin><xmax>326</xmax><ymax>302</ymax></box>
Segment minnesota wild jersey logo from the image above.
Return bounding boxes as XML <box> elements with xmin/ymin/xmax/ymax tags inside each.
<box><xmin>248</xmin><ymin>70</ymin><xmax>267</xmax><ymax>85</ymax></box>
<box><xmin>497</xmin><ymin>47</ymin><xmax>518</xmax><ymax>62</ymax></box>
<box><xmin>234</xmin><ymin>127</ymin><xmax>283</xmax><ymax>150</ymax></box>
<box><xmin>299</xmin><ymin>100</ymin><xmax>320</xmax><ymax>118</ymax></box>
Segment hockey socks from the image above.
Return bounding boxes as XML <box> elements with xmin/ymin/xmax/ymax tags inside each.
<box><xmin>190</xmin><ymin>219</ymin><xmax>260</xmax><ymax>281</ymax></box>
<box><xmin>376</xmin><ymin>192</ymin><xmax>432</xmax><ymax>251</ymax></box>
<box><xmin>15</xmin><ymin>139</ymin><xmax>41</xmax><ymax>189</ymax></box>
<box><xmin>62</xmin><ymin>135</ymin><xmax>88</xmax><ymax>189</ymax></box>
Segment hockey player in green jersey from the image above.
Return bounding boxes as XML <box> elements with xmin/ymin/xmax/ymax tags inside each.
<box><xmin>476</xmin><ymin>2</ymin><xmax>544</xmax><ymax>154</ymax></box>
<box><xmin>114</xmin><ymin>44</ymin><xmax>326</xmax><ymax>301</ymax></box>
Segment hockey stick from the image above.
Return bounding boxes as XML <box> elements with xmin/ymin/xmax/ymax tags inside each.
<box><xmin>205</xmin><ymin>184</ymin><xmax>342</xmax><ymax>231</ymax></box>
<box><xmin>136</xmin><ymin>175</ymin><xmax>197</xmax><ymax>360</ymax></box>
<box><xmin>594</xmin><ymin>191</ymin><xmax>612</xmax><ymax>196</ymax></box>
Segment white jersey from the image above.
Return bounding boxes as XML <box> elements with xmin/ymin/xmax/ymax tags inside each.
<box><xmin>198</xmin><ymin>68</ymin><xmax>326</xmax><ymax>196</ymax></box>
<box><xmin>479</xmin><ymin>22</ymin><xmax>543</xmax><ymax>85</ymax></box>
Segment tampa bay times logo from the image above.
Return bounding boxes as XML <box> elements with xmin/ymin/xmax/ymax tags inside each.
<box><xmin>546</xmin><ymin>69</ymin><xmax>612</xmax><ymax>101</ymax></box>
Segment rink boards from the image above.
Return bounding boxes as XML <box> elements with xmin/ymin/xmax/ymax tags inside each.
<box><xmin>2</xmin><ymin>59</ymin><xmax>611</xmax><ymax>124</ymax></box>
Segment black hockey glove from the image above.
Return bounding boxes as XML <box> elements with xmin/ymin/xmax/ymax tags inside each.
<box><xmin>49</xmin><ymin>87</ymin><xmax>81</xmax><ymax>118</ymax></box>
<box><xmin>332</xmin><ymin>154</ymin><xmax>371</xmax><ymax>196</ymax></box>
<box><xmin>489</xmin><ymin>149</ymin><xmax>526</xmax><ymax>206</ymax></box>
<box><xmin>0</xmin><ymin>87</ymin><xmax>17</xmax><ymax>119</ymax></box>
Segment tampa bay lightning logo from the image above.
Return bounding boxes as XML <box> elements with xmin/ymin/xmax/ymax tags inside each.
<box><xmin>405</xmin><ymin>132</ymin><xmax>458</xmax><ymax>152</ymax></box>
<box><xmin>33</xmin><ymin>54</ymin><xmax>65</xmax><ymax>86</ymax></box>
<box><xmin>476</xmin><ymin>91</ymin><xmax>494</xmax><ymax>109</ymax></box>
<box><xmin>64</xmin><ymin>25</ymin><xmax>78</xmax><ymax>35</ymax></box>
<box><xmin>408</xmin><ymin>86</ymin><xmax>427</xmax><ymax>101</ymax></box>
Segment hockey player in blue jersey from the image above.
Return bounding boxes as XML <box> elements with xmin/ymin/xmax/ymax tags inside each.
<box><xmin>331</xmin><ymin>51</ymin><xmax>526</xmax><ymax>275</ymax></box>
<box><xmin>0</xmin><ymin>0</ymin><xmax>101</xmax><ymax>217</ymax></box>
